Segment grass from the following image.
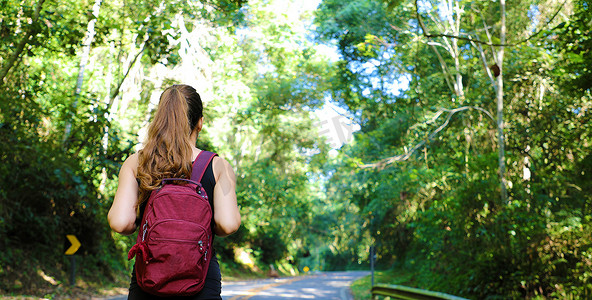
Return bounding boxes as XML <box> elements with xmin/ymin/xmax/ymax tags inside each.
<box><xmin>0</xmin><ymin>244</ymin><xmax>131</xmax><ymax>300</ymax></box>
<box><xmin>218</xmin><ymin>258</ymin><xmax>268</xmax><ymax>281</ymax></box>
<box><xmin>350</xmin><ymin>267</ymin><xmax>417</xmax><ymax>300</ymax></box>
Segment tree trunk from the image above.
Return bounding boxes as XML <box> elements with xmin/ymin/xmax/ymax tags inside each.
<box><xmin>497</xmin><ymin>0</ymin><xmax>508</xmax><ymax>204</ymax></box>
<box><xmin>63</xmin><ymin>0</ymin><xmax>102</xmax><ymax>145</ymax></box>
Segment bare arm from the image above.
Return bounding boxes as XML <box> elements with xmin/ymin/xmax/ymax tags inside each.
<box><xmin>212</xmin><ymin>156</ymin><xmax>241</xmax><ymax>237</ymax></box>
<box><xmin>108</xmin><ymin>153</ymin><xmax>139</xmax><ymax>235</ymax></box>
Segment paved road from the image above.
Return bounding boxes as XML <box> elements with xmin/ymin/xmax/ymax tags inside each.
<box><xmin>103</xmin><ymin>271</ymin><xmax>368</xmax><ymax>300</ymax></box>
<box><xmin>222</xmin><ymin>271</ymin><xmax>369</xmax><ymax>300</ymax></box>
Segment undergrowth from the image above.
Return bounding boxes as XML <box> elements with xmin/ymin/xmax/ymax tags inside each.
<box><xmin>350</xmin><ymin>267</ymin><xmax>416</xmax><ymax>300</ymax></box>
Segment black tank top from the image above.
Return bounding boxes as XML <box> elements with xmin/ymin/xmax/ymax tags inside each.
<box><xmin>201</xmin><ymin>157</ymin><xmax>216</xmax><ymax>211</ymax></box>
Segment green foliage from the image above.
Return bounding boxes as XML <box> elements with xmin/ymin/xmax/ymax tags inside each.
<box><xmin>351</xmin><ymin>268</ymin><xmax>415</xmax><ymax>300</ymax></box>
<box><xmin>548</xmin><ymin>0</ymin><xmax>592</xmax><ymax>94</ymax></box>
<box><xmin>0</xmin><ymin>0</ymin><xmax>249</xmax><ymax>295</ymax></box>
<box><xmin>316</xmin><ymin>0</ymin><xmax>592</xmax><ymax>298</ymax></box>
<box><xmin>1</xmin><ymin>0</ymin><xmax>591</xmax><ymax>298</ymax></box>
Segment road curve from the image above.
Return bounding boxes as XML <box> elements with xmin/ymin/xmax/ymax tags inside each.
<box><xmin>222</xmin><ymin>271</ymin><xmax>369</xmax><ymax>300</ymax></box>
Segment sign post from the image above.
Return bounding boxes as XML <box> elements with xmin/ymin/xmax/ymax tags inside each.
<box><xmin>65</xmin><ymin>235</ymin><xmax>81</xmax><ymax>286</ymax></box>
<box><xmin>370</xmin><ymin>246</ymin><xmax>376</xmax><ymax>286</ymax></box>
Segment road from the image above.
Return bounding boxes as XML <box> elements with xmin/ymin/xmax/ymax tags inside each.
<box><xmin>103</xmin><ymin>271</ymin><xmax>368</xmax><ymax>300</ymax></box>
<box><xmin>222</xmin><ymin>271</ymin><xmax>369</xmax><ymax>300</ymax></box>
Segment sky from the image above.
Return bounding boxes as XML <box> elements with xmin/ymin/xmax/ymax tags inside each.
<box><xmin>315</xmin><ymin>101</ymin><xmax>360</xmax><ymax>151</ymax></box>
<box><xmin>294</xmin><ymin>0</ymin><xmax>361</xmax><ymax>150</ymax></box>
<box><xmin>238</xmin><ymin>0</ymin><xmax>360</xmax><ymax>150</ymax></box>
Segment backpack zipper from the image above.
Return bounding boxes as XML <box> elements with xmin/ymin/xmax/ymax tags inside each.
<box><xmin>142</xmin><ymin>221</ymin><xmax>149</xmax><ymax>242</ymax></box>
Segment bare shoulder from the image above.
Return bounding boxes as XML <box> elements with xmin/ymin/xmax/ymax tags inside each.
<box><xmin>121</xmin><ymin>152</ymin><xmax>140</xmax><ymax>176</ymax></box>
<box><xmin>126</xmin><ymin>152</ymin><xmax>140</xmax><ymax>163</ymax></box>
<box><xmin>212</xmin><ymin>156</ymin><xmax>236</xmax><ymax>180</ymax></box>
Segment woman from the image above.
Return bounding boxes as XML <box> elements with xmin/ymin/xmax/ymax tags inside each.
<box><xmin>108</xmin><ymin>84</ymin><xmax>241</xmax><ymax>299</ymax></box>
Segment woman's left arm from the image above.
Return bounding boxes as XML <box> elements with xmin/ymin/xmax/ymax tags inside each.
<box><xmin>212</xmin><ymin>156</ymin><xmax>241</xmax><ymax>237</ymax></box>
<box><xmin>108</xmin><ymin>153</ymin><xmax>139</xmax><ymax>235</ymax></box>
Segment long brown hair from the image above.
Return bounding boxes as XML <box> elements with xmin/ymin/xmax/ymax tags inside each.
<box><xmin>137</xmin><ymin>84</ymin><xmax>203</xmax><ymax>208</ymax></box>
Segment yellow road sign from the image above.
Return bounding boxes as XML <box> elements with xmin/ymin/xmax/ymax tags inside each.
<box><xmin>65</xmin><ymin>235</ymin><xmax>81</xmax><ymax>255</ymax></box>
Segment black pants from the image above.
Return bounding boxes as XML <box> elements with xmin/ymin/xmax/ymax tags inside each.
<box><xmin>128</xmin><ymin>256</ymin><xmax>222</xmax><ymax>300</ymax></box>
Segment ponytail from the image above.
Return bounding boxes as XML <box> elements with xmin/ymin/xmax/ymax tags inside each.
<box><xmin>137</xmin><ymin>85</ymin><xmax>202</xmax><ymax>208</ymax></box>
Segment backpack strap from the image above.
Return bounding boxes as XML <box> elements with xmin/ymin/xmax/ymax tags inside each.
<box><xmin>190</xmin><ymin>151</ymin><xmax>218</xmax><ymax>182</ymax></box>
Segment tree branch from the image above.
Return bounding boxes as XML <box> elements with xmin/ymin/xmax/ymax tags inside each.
<box><xmin>478</xmin><ymin>9</ymin><xmax>499</xmax><ymax>65</ymax></box>
<box><xmin>106</xmin><ymin>42</ymin><xmax>147</xmax><ymax>111</ymax></box>
<box><xmin>415</xmin><ymin>0</ymin><xmax>568</xmax><ymax>47</ymax></box>
<box><xmin>415</xmin><ymin>0</ymin><xmax>457</xmax><ymax>94</ymax></box>
<box><xmin>471</xmin><ymin>40</ymin><xmax>495</xmax><ymax>85</ymax></box>
<box><xmin>358</xmin><ymin>106</ymin><xmax>494</xmax><ymax>169</ymax></box>
<box><xmin>0</xmin><ymin>0</ymin><xmax>46</xmax><ymax>84</ymax></box>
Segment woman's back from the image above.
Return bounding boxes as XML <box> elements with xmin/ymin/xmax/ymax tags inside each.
<box><xmin>107</xmin><ymin>85</ymin><xmax>241</xmax><ymax>299</ymax></box>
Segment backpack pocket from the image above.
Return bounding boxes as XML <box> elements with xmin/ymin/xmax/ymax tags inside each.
<box><xmin>137</xmin><ymin>219</ymin><xmax>210</xmax><ymax>295</ymax></box>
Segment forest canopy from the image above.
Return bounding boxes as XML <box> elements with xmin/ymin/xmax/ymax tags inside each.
<box><xmin>0</xmin><ymin>0</ymin><xmax>590</xmax><ymax>298</ymax></box>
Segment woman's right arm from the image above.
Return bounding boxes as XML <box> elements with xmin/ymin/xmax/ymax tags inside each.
<box><xmin>108</xmin><ymin>153</ymin><xmax>139</xmax><ymax>235</ymax></box>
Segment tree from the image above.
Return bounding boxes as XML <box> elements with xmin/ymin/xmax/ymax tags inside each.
<box><xmin>315</xmin><ymin>0</ymin><xmax>590</xmax><ymax>297</ymax></box>
<box><xmin>201</xmin><ymin>0</ymin><xmax>335</xmax><ymax>268</ymax></box>
<box><xmin>0</xmin><ymin>0</ymin><xmax>247</xmax><ymax>294</ymax></box>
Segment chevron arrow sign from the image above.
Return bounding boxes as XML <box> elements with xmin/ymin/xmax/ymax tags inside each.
<box><xmin>65</xmin><ymin>235</ymin><xmax>81</xmax><ymax>255</ymax></box>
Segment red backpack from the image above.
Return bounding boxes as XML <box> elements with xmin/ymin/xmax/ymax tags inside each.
<box><xmin>128</xmin><ymin>151</ymin><xmax>217</xmax><ymax>296</ymax></box>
